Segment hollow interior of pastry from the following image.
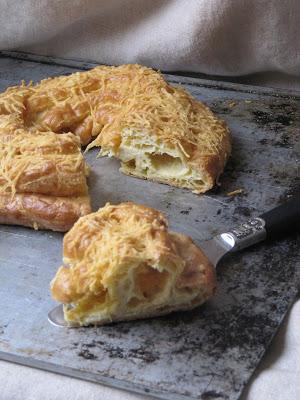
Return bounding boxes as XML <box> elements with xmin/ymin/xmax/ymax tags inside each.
<box><xmin>107</xmin><ymin>129</ymin><xmax>207</xmax><ymax>193</ymax></box>
<box><xmin>63</xmin><ymin>260</ymin><xmax>203</xmax><ymax>326</ymax></box>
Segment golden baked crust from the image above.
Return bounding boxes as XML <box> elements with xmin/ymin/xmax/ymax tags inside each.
<box><xmin>0</xmin><ymin>193</ymin><xmax>91</xmax><ymax>232</ymax></box>
<box><xmin>50</xmin><ymin>202</ymin><xmax>216</xmax><ymax>326</ymax></box>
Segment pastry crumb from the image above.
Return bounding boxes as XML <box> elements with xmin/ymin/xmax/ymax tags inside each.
<box><xmin>226</xmin><ymin>188</ymin><xmax>244</xmax><ymax>196</ymax></box>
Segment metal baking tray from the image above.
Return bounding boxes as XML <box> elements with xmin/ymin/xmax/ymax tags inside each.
<box><xmin>0</xmin><ymin>51</ymin><xmax>299</xmax><ymax>400</ymax></box>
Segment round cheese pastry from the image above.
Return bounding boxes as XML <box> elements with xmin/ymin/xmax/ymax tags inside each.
<box><xmin>50</xmin><ymin>202</ymin><xmax>216</xmax><ymax>326</ymax></box>
<box><xmin>1</xmin><ymin>64</ymin><xmax>231</xmax><ymax>196</ymax></box>
<box><xmin>0</xmin><ymin>64</ymin><xmax>231</xmax><ymax>232</ymax></box>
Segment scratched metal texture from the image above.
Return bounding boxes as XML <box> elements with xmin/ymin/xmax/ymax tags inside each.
<box><xmin>0</xmin><ymin>52</ymin><xmax>299</xmax><ymax>400</ymax></box>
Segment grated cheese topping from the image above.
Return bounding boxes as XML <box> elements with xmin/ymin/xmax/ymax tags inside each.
<box><xmin>0</xmin><ymin>131</ymin><xmax>87</xmax><ymax>196</ymax></box>
<box><xmin>61</xmin><ymin>202</ymin><xmax>177</xmax><ymax>296</ymax></box>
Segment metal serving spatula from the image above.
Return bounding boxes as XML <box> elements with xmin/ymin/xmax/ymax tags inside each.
<box><xmin>48</xmin><ymin>193</ymin><xmax>300</xmax><ymax>327</ymax></box>
<box><xmin>200</xmin><ymin>193</ymin><xmax>300</xmax><ymax>267</ymax></box>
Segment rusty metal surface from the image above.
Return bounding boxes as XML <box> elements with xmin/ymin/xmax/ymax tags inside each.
<box><xmin>0</xmin><ymin>52</ymin><xmax>299</xmax><ymax>400</ymax></box>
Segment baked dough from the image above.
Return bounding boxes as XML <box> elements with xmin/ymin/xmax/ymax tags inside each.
<box><xmin>0</xmin><ymin>193</ymin><xmax>91</xmax><ymax>232</ymax></box>
<box><xmin>50</xmin><ymin>202</ymin><xmax>216</xmax><ymax>326</ymax></box>
<box><xmin>0</xmin><ymin>64</ymin><xmax>231</xmax><ymax>231</ymax></box>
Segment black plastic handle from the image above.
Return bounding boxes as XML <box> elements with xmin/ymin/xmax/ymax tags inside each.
<box><xmin>260</xmin><ymin>192</ymin><xmax>300</xmax><ymax>240</ymax></box>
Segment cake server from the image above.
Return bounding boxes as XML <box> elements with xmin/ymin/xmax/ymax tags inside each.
<box><xmin>200</xmin><ymin>192</ymin><xmax>300</xmax><ymax>267</ymax></box>
<box><xmin>48</xmin><ymin>193</ymin><xmax>300</xmax><ymax>327</ymax></box>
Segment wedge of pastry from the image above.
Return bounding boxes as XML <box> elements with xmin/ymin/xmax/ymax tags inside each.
<box><xmin>50</xmin><ymin>202</ymin><xmax>216</xmax><ymax>326</ymax></box>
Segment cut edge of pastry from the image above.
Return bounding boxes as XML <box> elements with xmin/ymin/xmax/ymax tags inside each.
<box><xmin>100</xmin><ymin>128</ymin><xmax>228</xmax><ymax>194</ymax></box>
<box><xmin>50</xmin><ymin>203</ymin><xmax>216</xmax><ymax>326</ymax></box>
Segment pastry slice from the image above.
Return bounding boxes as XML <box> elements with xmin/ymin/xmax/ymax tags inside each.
<box><xmin>50</xmin><ymin>202</ymin><xmax>216</xmax><ymax>326</ymax></box>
